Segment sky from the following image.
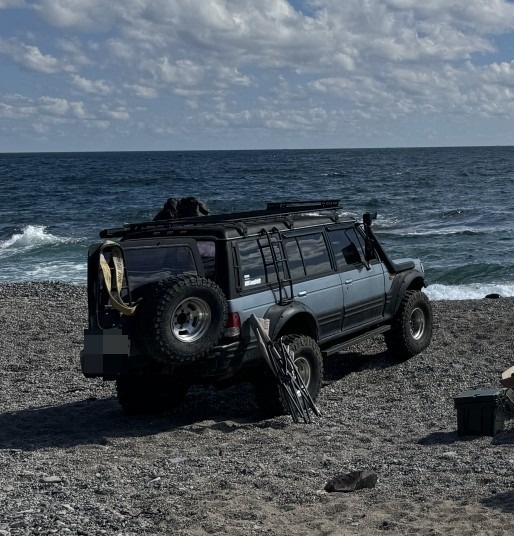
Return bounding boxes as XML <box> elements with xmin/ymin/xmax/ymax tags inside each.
<box><xmin>1</xmin><ymin>0</ymin><xmax>514</xmax><ymax>152</ymax></box>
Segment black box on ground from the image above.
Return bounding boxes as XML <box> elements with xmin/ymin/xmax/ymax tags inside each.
<box><xmin>453</xmin><ymin>388</ymin><xmax>506</xmax><ymax>437</ymax></box>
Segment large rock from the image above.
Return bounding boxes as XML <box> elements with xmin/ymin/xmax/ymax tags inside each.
<box><xmin>324</xmin><ymin>470</ymin><xmax>378</xmax><ymax>492</ymax></box>
<box><xmin>153</xmin><ymin>197</ymin><xmax>210</xmax><ymax>221</ymax></box>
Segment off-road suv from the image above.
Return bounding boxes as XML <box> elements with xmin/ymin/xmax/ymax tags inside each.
<box><xmin>81</xmin><ymin>200</ymin><xmax>433</xmax><ymax>415</ymax></box>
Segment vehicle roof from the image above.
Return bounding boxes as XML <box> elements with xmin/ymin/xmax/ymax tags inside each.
<box><xmin>100</xmin><ymin>200</ymin><xmax>357</xmax><ymax>241</ymax></box>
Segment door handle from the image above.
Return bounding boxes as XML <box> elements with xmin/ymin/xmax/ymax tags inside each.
<box><xmin>345</xmin><ymin>279</ymin><xmax>353</xmax><ymax>284</ymax></box>
<box><xmin>298</xmin><ymin>290</ymin><xmax>307</xmax><ymax>297</ymax></box>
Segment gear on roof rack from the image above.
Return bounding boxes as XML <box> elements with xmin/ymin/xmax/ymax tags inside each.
<box><xmin>99</xmin><ymin>199</ymin><xmax>342</xmax><ymax>239</ymax></box>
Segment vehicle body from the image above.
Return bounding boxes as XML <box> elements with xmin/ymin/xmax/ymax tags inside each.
<box><xmin>80</xmin><ymin>200</ymin><xmax>433</xmax><ymax>415</ymax></box>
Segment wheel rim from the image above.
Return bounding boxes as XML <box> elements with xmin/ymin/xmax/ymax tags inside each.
<box><xmin>410</xmin><ymin>307</ymin><xmax>426</xmax><ymax>340</ymax></box>
<box><xmin>294</xmin><ymin>355</ymin><xmax>312</xmax><ymax>388</ymax></box>
<box><xmin>171</xmin><ymin>297</ymin><xmax>211</xmax><ymax>342</ymax></box>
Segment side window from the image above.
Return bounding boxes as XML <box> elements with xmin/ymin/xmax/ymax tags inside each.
<box><xmin>238</xmin><ymin>238</ymin><xmax>282</xmax><ymax>289</ymax></box>
<box><xmin>355</xmin><ymin>225</ymin><xmax>378</xmax><ymax>261</ymax></box>
<box><xmin>328</xmin><ymin>228</ymin><xmax>364</xmax><ymax>270</ymax></box>
<box><xmin>284</xmin><ymin>238</ymin><xmax>306</xmax><ymax>279</ymax></box>
<box><xmin>295</xmin><ymin>233</ymin><xmax>332</xmax><ymax>276</ymax></box>
<box><xmin>197</xmin><ymin>240</ymin><xmax>216</xmax><ymax>278</ymax></box>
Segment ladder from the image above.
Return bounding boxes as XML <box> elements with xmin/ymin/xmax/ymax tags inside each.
<box><xmin>259</xmin><ymin>227</ymin><xmax>293</xmax><ymax>306</ymax></box>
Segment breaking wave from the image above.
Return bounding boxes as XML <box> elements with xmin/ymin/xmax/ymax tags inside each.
<box><xmin>425</xmin><ymin>283</ymin><xmax>514</xmax><ymax>301</ymax></box>
<box><xmin>0</xmin><ymin>226</ymin><xmax>80</xmax><ymax>257</ymax></box>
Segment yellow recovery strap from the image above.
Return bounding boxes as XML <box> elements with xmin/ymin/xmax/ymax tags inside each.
<box><xmin>99</xmin><ymin>241</ymin><xmax>137</xmax><ymax>316</ymax></box>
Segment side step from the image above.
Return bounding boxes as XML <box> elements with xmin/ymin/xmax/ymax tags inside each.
<box><xmin>322</xmin><ymin>325</ymin><xmax>391</xmax><ymax>357</ymax></box>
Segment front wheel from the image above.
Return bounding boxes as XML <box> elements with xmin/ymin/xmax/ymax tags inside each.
<box><xmin>254</xmin><ymin>334</ymin><xmax>323</xmax><ymax>417</ymax></box>
<box><xmin>385</xmin><ymin>290</ymin><xmax>433</xmax><ymax>361</ymax></box>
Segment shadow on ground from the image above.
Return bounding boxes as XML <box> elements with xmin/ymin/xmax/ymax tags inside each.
<box><xmin>418</xmin><ymin>422</ymin><xmax>514</xmax><ymax>445</ymax></box>
<box><xmin>323</xmin><ymin>349</ymin><xmax>397</xmax><ymax>382</ymax></box>
<box><xmin>482</xmin><ymin>489</ymin><xmax>514</xmax><ymax>514</ymax></box>
<box><xmin>0</xmin><ymin>348</ymin><xmax>402</xmax><ymax>452</ymax></box>
<box><xmin>0</xmin><ymin>384</ymin><xmax>271</xmax><ymax>451</ymax></box>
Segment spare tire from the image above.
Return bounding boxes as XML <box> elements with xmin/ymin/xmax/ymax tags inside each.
<box><xmin>138</xmin><ymin>274</ymin><xmax>228</xmax><ymax>363</ymax></box>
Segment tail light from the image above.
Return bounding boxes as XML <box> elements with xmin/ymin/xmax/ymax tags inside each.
<box><xmin>223</xmin><ymin>312</ymin><xmax>241</xmax><ymax>340</ymax></box>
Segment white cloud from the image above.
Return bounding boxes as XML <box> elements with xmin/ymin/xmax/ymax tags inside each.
<box><xmin>3</xmin><ymin>0</ymin><xmax>514</xmax><ymax>149</ymax></box>
<box><xmin>0</xmin><ymin>38</ymin><xmax>68</xmax><ymax>73</ymax></box>
<box><xmin>0</xmin><ymin>0</ymin><xmax>25</xmax><ymax>8</ymax></box>
<box><xmin>71</xmin><ymin>74</ymin><xmax>112</xmax><ymax>95</ymax></box>
<box><xmin>0</xmin><ymin>93</ymin><xmax>132</xmax><ymax>126</ymax></box>
<box><xmin>39</xmin><ymin>96</ymin><xmax>72</xmax><ymax>116</ymax></box>
<box><xmin>57</xmin><ymin>37</ymin><xmax>91</xmax><ymax>66</ymax></box>
<box><xmin>146</xmin><ymin>57</ymin><xmax>205</xmax><ymax>86</ymax></box>
<box><xmin>214</xmin><ymin>66</ymin><xmax>251</xmax><ymax>87</ymax></box>
<box><xmin>100</xmin><ymin>105</ymin><xmax>130</xmax><ymax>120</ymax></box>
<box><xmin>123</xmin><ymin>84</ymin><xmax>158</xmax><ymax>99</ymax></box>
<box><xmin>34</xmin><ymin>0</ymin><xmax>115</xmax><ymax>30</ymax></box>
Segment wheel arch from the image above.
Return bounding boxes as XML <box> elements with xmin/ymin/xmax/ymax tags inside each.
<box><xmin>387</xmin><ymin>270</ymin><xmax>427</xmax><ymax>317</ymax></box>
<box><xmin>264</xmin><ymin>302</ymin><xmax>318</xmax><ymax>341</ymax></box>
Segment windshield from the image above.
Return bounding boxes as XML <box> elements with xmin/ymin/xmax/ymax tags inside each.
<box><xmin>123</xmin><ymin>245</ymin><xmax>198</xmax><ymax>288</ymax></box>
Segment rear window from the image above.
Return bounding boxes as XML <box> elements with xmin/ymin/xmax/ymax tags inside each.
<box><xmin>124</xmin><ymin>246</ymin><xmax>197</xmax><ymax>287</ymax></box>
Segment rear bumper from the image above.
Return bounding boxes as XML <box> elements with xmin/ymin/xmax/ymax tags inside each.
<box><xmin>80</xmin><ymin>328</ymin><xmax>130</xmax><ymax>378</ymax></box>
<box><xmin>80</xmin><ymin>329</ymin><xmax>258</xmax><ymax>379</ymax></box>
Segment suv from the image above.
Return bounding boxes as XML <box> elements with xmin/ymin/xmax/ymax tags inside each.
<box><xmin>81</xmin><ymin>200</ymin><xmax>433</xmax><ymax>415</ymax></box>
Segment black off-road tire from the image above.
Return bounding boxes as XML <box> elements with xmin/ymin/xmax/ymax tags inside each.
<box><xmin>385</xmin><ymin>290</ymin><xmax>433</xmax><ymax>361</ymax></box>
<box><xmin>116</xmin><ymin>373</ymin><xmax>188</xmax><ymax>416</ymax></box>
<box><xmin>254</xmin><ymin>334</ymin><xmax>323</xmax><ymax>417</ymax></box>
<box><xmin>138</xmin><ymin>274</ymin><xmax>228</xmax><ymax>364</ymax></box>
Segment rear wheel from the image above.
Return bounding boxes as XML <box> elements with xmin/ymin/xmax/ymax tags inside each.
<box><xmin>254</xmin><ymin>334</ymin><xmax>323</xmax><ymax>417</ymax></box>
<box><xmin>385</xmin><ymin>290</ymin><xmax>433</xmax><ymax>361</ymax></box>
<box><xmin>116</xmin><ymin>373</ymin><xmax>188</xmax><ymax>416</ymax></box>
<box><xmin>137</xmin><ymin>275</ymin><xmax>228</xmax><ymax>363</ymax></box>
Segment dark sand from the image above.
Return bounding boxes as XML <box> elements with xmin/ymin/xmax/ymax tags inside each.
<box><xmin>0</xmin><ymin>282</ymin><xmax>513</xmax><ymax>535</ymax></box>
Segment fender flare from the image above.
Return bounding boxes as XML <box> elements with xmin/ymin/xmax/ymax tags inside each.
<box><xmin>387</xmin><ymin>269</ymin><xmax>426</xmax><ymax>317</ymax></box>
<box><xmin>263</xmin><ymin>301</ymin><xmax>319</xmax><ymax>341</ymax></box>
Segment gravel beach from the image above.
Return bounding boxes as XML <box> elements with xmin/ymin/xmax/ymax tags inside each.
<box><xmin>0</xmin><ymin>282</ymin><xmax>513</xmax><ymax>535</ymax></box>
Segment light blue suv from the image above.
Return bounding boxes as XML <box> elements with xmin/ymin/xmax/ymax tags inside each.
<box><xmin>81</xmin><ymin>200</ymin><xmax>432</xmax><ymax>416</ymax></box>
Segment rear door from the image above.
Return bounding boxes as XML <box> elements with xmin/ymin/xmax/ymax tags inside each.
<box><xmin>327</xmin><ymin>225</ymin><xmax>387</xmax><ymax>331</ymax></box>
<box><xmin>122</xmin><ymin>237</ymin><xmax>204</xmax><ymax>290</ymax></box>
<box><xmin>283</xmin><ymin>231</ymin><xmax>344</xmax><ymax>339</ymax></box>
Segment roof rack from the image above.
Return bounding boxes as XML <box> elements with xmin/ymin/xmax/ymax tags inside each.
<box><xmin>100</xmin><ymin>199</ymin><xmax>341</xmax><ymax>239</ymax></box>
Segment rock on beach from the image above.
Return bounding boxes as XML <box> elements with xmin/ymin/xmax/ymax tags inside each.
<box><xmin>0</xmin><ymin>282</ymin><xmax>513</xmax><ymax>535</ymax></box>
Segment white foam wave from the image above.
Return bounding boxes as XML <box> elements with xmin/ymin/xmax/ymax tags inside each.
<box><xmin>382</xmin><ymin>224</ymin><xmax>514</xmax><ymax>237</ymax></box>
<box><xmin>0</xmin><ymin>226</ymin><xmax>78</xmax><ymax>256</ymax></box>
<box><xmin>0</xmin><ymin>261</ymin><xmax>87</xmax><ymax>283</ymax></box>
<box><xmin>425</xmin><ymin>283</ymin><xmax>514</xmax><ymax>301</ymax></box>
<box><xmin>381</xmin><ymin>226</ymin><xmax>478</xmax><ymax>237</ymax></box>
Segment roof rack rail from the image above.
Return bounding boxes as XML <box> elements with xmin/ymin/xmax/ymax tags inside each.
<box><xmin>100</xmin><ymin>199</ymin><xmax>341</xmax><ymax>239</ymax></box>
<box><xmin>266</xmin><ymin>199</ymin><xmax>340</xmax><ymax>211</ymax></box>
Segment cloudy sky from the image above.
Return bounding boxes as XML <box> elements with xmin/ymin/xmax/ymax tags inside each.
<box><xmin>1</xmin><ymin>0</ymin><xmax>514</xmax><ymax>152</ymax></box>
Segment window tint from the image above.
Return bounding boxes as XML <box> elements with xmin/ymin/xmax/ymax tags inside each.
<box><xmin>124</xmin><ymin>246</ymin><xmax>197</xmax><ymax>287</ymax></box>
<box><xmin>328</xmin><ymin>228</ymin><xmax>364</xmax><ymax>269</ymax></box>
<box><xmin>284</xmin><ymin>238</ymin><xmax>305</xmax><ymax>279</ymax></box>
<box><xmin>295</xmin><ymin>233</ymin><xmax>332</xmax><ymax>276</ymax></box>
<box><xmin>197</xmin><ymin>240</ymin><xmax>215</xmax><ymax>278</ymax></box>
<box><xmin>238</xmin><ymin>238</ymin><xmax>283</xmax><ymax>288</ymax></box>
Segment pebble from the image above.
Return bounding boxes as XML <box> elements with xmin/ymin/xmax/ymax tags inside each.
<box><xmin>0</xmin><ymin>284</ymin><xmax>513</xmax><ymax>535</ymax></box>
<box><xmin>40</xmin><ymin>476</ymin><xmax>63</xmax><ymax>484</ymax></box>
<box><xmin>440</xmin><ymin>451</ymin><xmax>459</xmax><ymax>459</ymax></box>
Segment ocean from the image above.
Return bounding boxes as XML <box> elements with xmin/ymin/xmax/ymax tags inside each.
<box><xmin>1</xmin><ymin>147</ymin><xmax>513</xmax><ymax>301</ymax></box>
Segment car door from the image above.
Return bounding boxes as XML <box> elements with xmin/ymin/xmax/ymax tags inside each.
<box><xmin>283</xmin><ymin>231</ymin><xmax>344</xmax><ymax>339</ymax></box>
<box><xmin>327</xmin><ymin>225</ymin><xmax>387</xmax><ymax>331</ymax></box>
